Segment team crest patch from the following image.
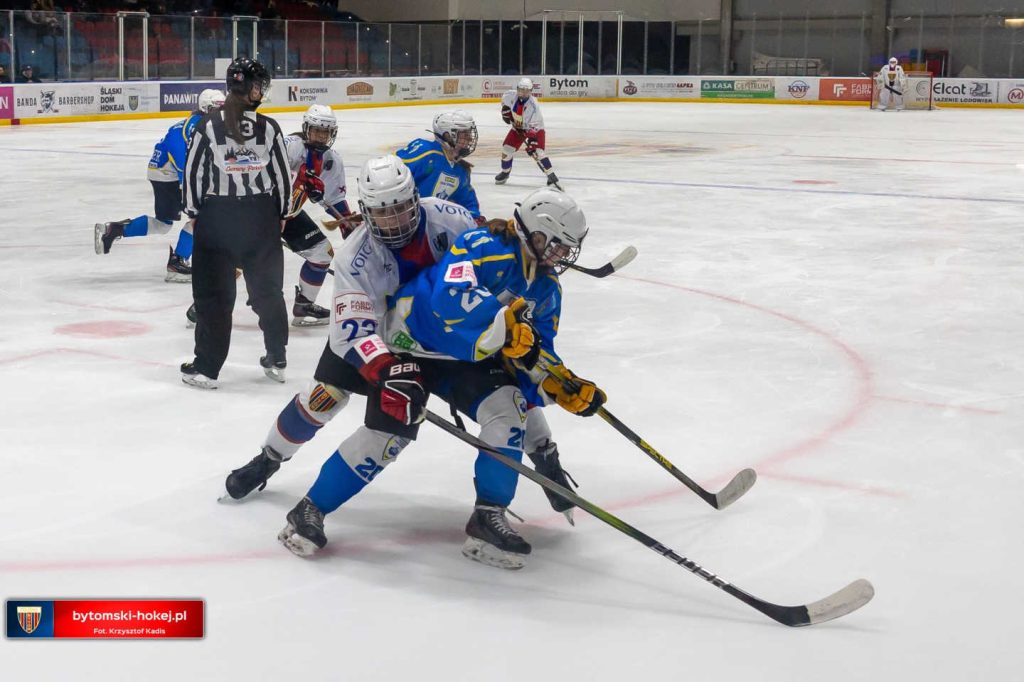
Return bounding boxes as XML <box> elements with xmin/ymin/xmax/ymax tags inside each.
<box><xmin>17</xmin><ymin>606</ymin><xmax>42</xmax><ymax>634</ymax></box>
<box><xmin>381</xmin><ymin>436</ymin><xmax>408</xmax><ymax>462</ymax></box>
<box><xmin>308</xmin><ymin>384</ymin><xmax>338</xmax><ymax>413</ymax></box>
<box><xmin>514</xmin><ymin>389</ymin><xmax>528</xmax><ymax>423</ymax></box>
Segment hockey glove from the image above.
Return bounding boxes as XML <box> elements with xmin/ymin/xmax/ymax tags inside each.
<box><xmin>501</xmin><ymin>297</ymin><xmax>540</xmax><ymax>370</ymax></box>
<box><xmin>525</xmin><ymin>136</ymin><xmax>539</xmax><ymax>155</ymax></box>
<box><xmin>474</xmin><ymin>215</ymin><xmax>488</xmax><ymax>227</ymax></box>
<box><xmin>501</xmin><ymin>105</ymin><xmax>514</xmax><ymax>125</ymax></box>
<box><xmin>542</xmin><ymin>366</ymin><xmax>607</xmax><ymax>417</ymax></box>
<box><xmin>304</xmin><ymin>175</ymin><xmax>326</xmax><ymax>203</ymax></box>
<box><xmin>359</xmin><ymin>353</ymin><xmax>428</xmax><ymax>425</ymax></box>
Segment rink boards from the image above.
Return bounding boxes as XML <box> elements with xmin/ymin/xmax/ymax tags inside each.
<box><xmin>1</xmin><ymin>74</ymin><xmax>1022</xmax><ymax>126</ymax></box>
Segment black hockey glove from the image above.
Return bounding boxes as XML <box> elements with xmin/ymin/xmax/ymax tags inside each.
<box><xmin>359</xmin><ymin>353</ymin><xmax>427</xmax><ymax>425</ymax></box>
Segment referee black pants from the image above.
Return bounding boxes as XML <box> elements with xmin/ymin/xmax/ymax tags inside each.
<box><xmin>191</xmin><ymin>195</ymin><xmax>288</xmax><ymax>379</ymax></box>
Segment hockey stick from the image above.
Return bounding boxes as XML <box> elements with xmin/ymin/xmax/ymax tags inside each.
<box><xmin>425</xmin><ymin>410</ymin><xmax>874</xmax><ymax>626</ymax></box>
<box><xmin>526</xmin><ymin>147</ymin><xmax>563</xmax><ymax>190</ymax></box>
<box><xmin>545</xmin><ymin>364</ymin><xmax>756</xmax><ymax>510</ymax></box>
<box><xmin>563</xmin><ymin>245</ymin><xmax>637</xmax><ymax>278</ymax></box>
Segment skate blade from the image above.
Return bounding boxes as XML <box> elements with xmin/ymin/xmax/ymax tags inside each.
<box><xmin>263</xmin><ymin>367</ymin><xmax>286</xmax><ymax>383</ymax></box>
<box><xmin>461</xmin><ymin>537</ymin><xmax>526</xmax><ymax>570</ymax></box>
<box><xmin>278</xmin><ymin>524</ymin><xmax>321</xmax><ymax>557</ymax></box>
<box><xmin>291</xmin><ymin>317</ymin><xmax>329</xmax><ymax>327</ymax></box>
<box><xmin>165</xmin><ymin>272</ymin><xmax>192</xmax><ymax>283</ymax></box>
<box><xmin>93</xmin><ymin>224</ymin><xmax>104</xmax><ymax>255</ymax></box>
<box><xmin>562</xmin><ymin>509</ymin><xmax>575</xmax><ymax>526</ymax></box>
<box><xmin>182</xmin><ymin>374</ymin><xmax>218</xmax><ymax>390</ymax></box>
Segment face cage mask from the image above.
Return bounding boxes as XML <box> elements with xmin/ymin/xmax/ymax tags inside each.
<box><xmin>443</xmin><ymin>127</ymin><xmax>478</xmax><ymax>160</ymax></box>
<box><xmin>361</xmin><ymin>197</ymin><xmax>420</xmax><ymax>248</ymax></box>
<box><xmin>303</xmin><ymin>123</ymin><xmax>338</xmax><ymax>152</ymax></box>
<box><xmin>525</xmin><ymin>230</ymin><xmax>580</xmax><ymax>275</ymax></box>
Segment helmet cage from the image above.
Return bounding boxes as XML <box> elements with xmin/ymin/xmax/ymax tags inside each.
<box><xmin>302</xmin><ymin>120</ymin><xmax>338</xmax><ymax>152</ymax></box>
<box><xmin>358</xmin><ymin>193</ymin><xmax>420</xmax><ymax>248</ymax></box>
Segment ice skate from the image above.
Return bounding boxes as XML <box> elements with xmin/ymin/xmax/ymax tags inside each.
<box><xmin>185</xmin><ymin>302</ymin><xmax>196</xmax><ymax>329</ymax></box>
<box><xmin>94</xmin><ymin>220</ymin><xmax>127</xmax><ymax>255</ymax></box>
<box><xmin>260</xmin><ymin>354</ymin><xmax>287</xmax><ymax>383</ymax></box>
<box><xmin>526</xmin><ymin>442</ymin><xmax>577</xmax><ymax>525</ymax></box>
<box><xmin>223</xmin><ymin>446</ymin><xmax>283</xmax><ymax>500</ymax></box>
<box><xmin>546</xmin><ymin>173</ymin><xmax>562</xmax><ymax>190</ymax></box>
<box><xmin>462</xmin><ymin>504</ymin><xmax>531</xmax><ymax>570</ymax></box>
<box><xmin>291</xmin><ymin>285</ymin><xmax>330</xmax><ymax>327</ymax></box>
<box><xmin>278</xmin><ymin>497</ymin><xmax>327</xmax><ymax>557</ymax></box>
<box><xmin>494</xmin><ymin>170</ymin><xmax>510</xmax><ymax>185</ymax></box>
<box><xmin>165</xmin><ymin>245</ymin><xmax>192</xmax><ymax>283</ymax></box>
<box><xmin>181</xmin><ymin>361</ymin><xmax>217</xmax><ymax>389</ymax></box>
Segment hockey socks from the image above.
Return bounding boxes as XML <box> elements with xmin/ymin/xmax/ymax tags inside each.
<box><xmin>298</xmin><ymin>260</ymin><xmax>329</xmax><ymax>302</ymax></box>
<box><xmin>124</xmin><ymin>215</ymin><xmax>174</xmax><ymax>238</ymax></box>
<box><xmin>307</xmin><ymin>451</ymin><xmax>368</xmax><ymax>514</ymax></box>
<box><xmin>174</xmin><ymin>228</ymin><xmax>194</xmax><ymax>260</ymax></box>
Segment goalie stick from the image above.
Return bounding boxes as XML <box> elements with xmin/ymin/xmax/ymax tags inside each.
<box><xmin>545</xmin><ymin>364</ymin><xmax>756</xmax><ymax>510</ymax></box>
<box><xmin>425</xmin><ymin>410</ymin><xmax>874</xmax><ymax>626</ymax></box>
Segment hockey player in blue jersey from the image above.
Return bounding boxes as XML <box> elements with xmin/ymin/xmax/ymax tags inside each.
<box><xmin>276</xmin><ymin>188</ymin><xmax>606</xmax><ymax>570</ymax></box>
<box><xmin>94</xmin><ymin>88</ymin><xmax>225</xmax><ymax>282</ymax></box>
<box><xmin>222</xmin><ymin>154</ymin><xmax>477</xmax><ymax>500</ymax></box>
<box><xmin>396</xmin><ymin>110</ymin><xmax>483</xmax><ymax>222</ymax></box>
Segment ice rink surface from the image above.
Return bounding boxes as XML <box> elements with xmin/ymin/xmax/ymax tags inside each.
<box><xmin>1</xmin><ymin>100</ymin><xmax>1022</xmax><ymax>680</ymax></box>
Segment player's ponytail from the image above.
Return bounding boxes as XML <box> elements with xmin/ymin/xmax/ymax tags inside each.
<box><xmin>223</xmin><ymin>92</ymin><xmax>247</xmax><ymax>144</ymax></box>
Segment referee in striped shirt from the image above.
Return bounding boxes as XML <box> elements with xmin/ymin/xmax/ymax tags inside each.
<box><xmin>181</xmin><ymin>57</ymin><xmax>291</xmax><ymax>389</ymax></box>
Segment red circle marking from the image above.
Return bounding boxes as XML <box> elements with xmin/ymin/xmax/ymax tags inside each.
<box><xmin>54</xmin><ymin>321</ymin><xmax>151</xmax><ymax>338</ymax></box>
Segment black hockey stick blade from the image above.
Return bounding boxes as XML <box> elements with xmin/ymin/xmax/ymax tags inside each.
<box><xmin>565</xmin><ymin>245</ymin><xmax>638</xmax><ymax>278</ymax></box>
<box><xmin>425</xmin><ymin>410</ymin><xmax>874</xmax><ymax>626</ymax></box>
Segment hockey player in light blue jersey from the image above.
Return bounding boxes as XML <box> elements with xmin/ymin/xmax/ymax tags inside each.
<box><xmin>275</xmin><ymin>188</ymin><xmax>607</xmax><ymax>570</ymax></box>
<box><xmin>396</xmin><ymin>110</ymin><xmax>483</xmax><ymax>221</ymax></box>
<box><xmin>93</xmin><ymin>88</ymin><xmax>225</xmax><ymax>282</ymax></box>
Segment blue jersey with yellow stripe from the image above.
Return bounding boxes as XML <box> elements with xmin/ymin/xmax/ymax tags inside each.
<box><xmin>148</xmin><ymin>111</ymin><xmax>203</xmax><ymax>182</ymax></box>
<box><xmin>392</xmin><ymin>228</ymin><xmax>563</xmax><ymax>404</ymax></box>
<box><xmin>395</xmin><ymin>137</ymin><xmax>481</xmax><ymax>218</ymax></box>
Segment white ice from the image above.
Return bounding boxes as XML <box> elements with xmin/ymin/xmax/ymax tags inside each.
<box><xmin>1</xmin><ymin>101</ymin><xmax>1022</xmax><ymax>680</ymax></box>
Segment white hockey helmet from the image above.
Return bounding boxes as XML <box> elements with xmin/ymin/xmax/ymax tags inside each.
<box><xmin>432</xmin><ymin>109</ymin><xmax>478</xmax><ymax>160</ymax></box>
<box><xmin>357</xmin><ymin>154</ymin><xmax>420</xmax><ymax>248</ymax></box>
<box><xmin>198</xmin><ymin>89</ymin><xmax>225</xmax><ymax>113</ymax></box>
<box><xmin>888</xmin><ymin>57</ymin><xmax>898</xmax><ymax>67</ymax></box>
<box><xmin>517</xmin><ymin>77</ymin><xmax>533</xmax><ymax>98</ymax></box>
<box><xmin>513</xmin><ymin>188</ymin><xmax>587</xmax><ymax>273</ymax></box>
<box><xmin>302</xmin><ymin>104</ymin><xmax>338</xmax><ymax>151</ymax></box>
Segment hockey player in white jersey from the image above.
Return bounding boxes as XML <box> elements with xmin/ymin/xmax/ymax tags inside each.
<box><xmin>222</xmin><ymin>154</ymin><xmax>476</xmax><ymax>500</ymax></box>
<box><xmin>496</xmin><ymin>77</ymin><xmax>561</xmax><ymax>189</ymax></box>
<box><xmin>877</xmin><ymin>57</ymin><xmax>907</xmax><ymax>111</ymax></box>
<box><xmin>279</xmin><ymin>104</ymin><xmax>361</xmax><ymax>326</ymax></box>
<box><xmin>184</xmin><ymin>103</ymin><xmax>358</xmax><ymax>327</ymax></box>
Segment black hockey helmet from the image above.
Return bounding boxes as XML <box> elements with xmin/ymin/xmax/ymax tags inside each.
<box><xmin>226</xmin><ymin>57</ymin><xmax>271</xmax><ymax>99</ymax></box>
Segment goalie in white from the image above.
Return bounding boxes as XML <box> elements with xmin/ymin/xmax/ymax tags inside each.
<box><xmin>876</xmin><ymin>57</ymin><xmax>907</xmax><ymax>111</ymax></box>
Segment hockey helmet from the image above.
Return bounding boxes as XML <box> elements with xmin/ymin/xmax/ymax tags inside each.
<box><xmin>198</xmin><ymin>89</ymin><xmax>225</xmax><ymax>113</ymax></box>
<box><xmin>432</xmin><ymin>110</ymin><xmax>478</xmax><ymax>160</ymax></box>
<box><xmin>357</xmin><ymin>155</ymin><xmax>421</xmax><ymax>248</ymax></box>
<box><xmin>302</xmin><ymin>104</ymin><xmax>338</xmax><ymax>151</ymax></box>
<box><xmin>226</xmin><ymin>57</ymin><xmax>271</xmax><ymax>103</ymax></box>
<box><xmin>513</xmin><ymin>188</ymin><xmax>587</xmax><ymax>273</ymax></box>
<box><xmin>517</xmin><ymin>77</ymin><xmax>533</xmax><ymax>98</ymax></box>
<box><xmin>888</xmin><ymin>57</ymin><xmax>898</xmax><ymax>67</ymax></box>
